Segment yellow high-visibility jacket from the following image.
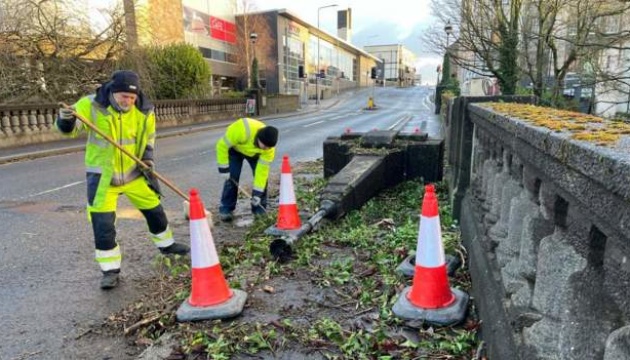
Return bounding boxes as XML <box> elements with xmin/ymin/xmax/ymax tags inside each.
<box><xmin>216</xmin><ymin>118</ymin><xmax>275</xmax><ymax>193</ymax></box>
<box><xmin>56</xmin><ymin>93</ymin><xmax>155</xmax><ymax>207</ymax></box>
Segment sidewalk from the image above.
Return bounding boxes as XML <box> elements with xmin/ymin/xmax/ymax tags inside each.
<box><xmin>0</xmin><ymin>93</ymin><xmax>347</xmax><ymax>165</ymax></box>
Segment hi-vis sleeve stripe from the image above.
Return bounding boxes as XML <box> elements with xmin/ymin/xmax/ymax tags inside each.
<box><xmin>87</xmin><ymin>132</ymin><xmax>109</xmax><ymax>148</ymax></box>
<box><xmin>243</xmin><ymin>118</ymin><xmax>251</xmax><ymax>140</ymax></box>
<box><xmin>119</xmin><ymin>138</ymin><xmax>136</xmax><ymax>146</ymax></box>
<box><xmin>222</xmin><ymin>136</ymin><xmax>233</xmax><ymax>148</ymax></box>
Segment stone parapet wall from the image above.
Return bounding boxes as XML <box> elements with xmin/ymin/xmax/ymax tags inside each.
<box><xmin>260</xmin><ymin>95</ymin><xmax>300</xmax><ymax>116</ymax></box>
<box><xmin>447</xmin><ymin>96</ymin><xmax>630</xmax><ymax>360</ymax></box>
<box><xmin>0</xmin><ymin>98</ymin><xmax>248</xmax><ymax>149</ymax></box>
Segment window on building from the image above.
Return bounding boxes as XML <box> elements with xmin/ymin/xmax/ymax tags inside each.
<box><xmin>281</xmin><ymin>35</ymin><xmax>305</xmax><ymax>95</ymax></box>
<box><xmin>198</xmin><ymin>47</ymin><xmax>236</xmax><ymax>63</ymax></box>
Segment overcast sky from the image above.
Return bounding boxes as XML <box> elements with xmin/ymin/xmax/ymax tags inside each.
<box><xmin>254</xmin><ymin>0</ymin><xmax>442</xmax><ymax>84</ymax></box>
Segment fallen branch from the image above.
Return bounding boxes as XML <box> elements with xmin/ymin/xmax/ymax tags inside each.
<box><xmin>74</xmin><ymin>327</ymin><xmax>93</xmax><ymax>340</ymax></box>
<box><xmin>124</xmin><ymin>302</ymin><xmax>178</xmax><ymax>335</ymax></box>
<box><xmin>351</xmin><ymin>306</ymin><xmax>375</xmax><ymax>317</ymax></box>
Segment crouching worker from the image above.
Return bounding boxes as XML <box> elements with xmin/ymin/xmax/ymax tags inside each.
<box><xmin>215</xmin><ymin>118</ymin><xmax>278</xmax><ymax>221</ymax></box>
<box><xmin>56</xmin><ymin>70</ymin><xmax>190</xmax><ymax>290</ymax></box>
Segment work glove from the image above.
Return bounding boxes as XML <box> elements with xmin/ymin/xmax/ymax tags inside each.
<box><xmin>219</xmin><ymin>172</ymin><xmax>231</xmax><ymax>182</ymax></box>
<box><xmin>141</xmin><ymin>160</ymin><xmax>154</xmax><ymax>174</ymax></box>
<box><xmin>141</xmin><ymin>160</ymin><xmax>162</xmax><ymax>197</ymax></box>
<box><xmin>251</xmin><ymin>196</ymin><xmax>262</xmax><ymax>208</ymax></box>
<box><xmin>58</xmin><ymin>107</ymin><xmax>75</xmax><ymax>120</ymax></box>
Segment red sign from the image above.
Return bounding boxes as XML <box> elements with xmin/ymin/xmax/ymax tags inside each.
<box><xmin>183</xmin><ymin>7</ymin><xmax>236</xmax><ymax>44</ymax></box>
<box><xmin>210</xmin><ymin>16</ymin><xmax>236</xmax><ymax>44</ymax></box>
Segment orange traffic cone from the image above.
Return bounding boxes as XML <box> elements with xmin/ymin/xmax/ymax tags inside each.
<box><xmin>177</xmin><ymin>189</ymin><xmax>246</xmax><ymax>322</ymax></box>
<box><xmin>265</xmin><ymin>155</ymin><xmax>303</xmax><ymax>237</ymax></box>
<box><xmin>392</xmin><ymin>184</ymin><xmax>469</xmax><ymax>326</ymax></box>
<box><xmin>277</xmin><ymin>155</ymin><xmax>301</xmax><ymax>230</ymax></box>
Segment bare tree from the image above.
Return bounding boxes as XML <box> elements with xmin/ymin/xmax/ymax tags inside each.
<box><xmin>0</xmin><ymin>0</ymin><xmax>127</xmax><ymax>103</ymax></box>
<box><xmin>549</xmin><ymin>0</ymin><xmax>630</xmax><ymax>107</ymax></box>
<box><xmin>520</xmin><ymin>0</ymin><xmax>564</xmax><ymax>98</ymax></box>
<box><xmin>234</xmin><ymin>0</ymin><xmax>274</xmax><ymax>90</ymax></box>
<box><xmin>422</xmin><ymin>0</ymin><xmax>524</xmax><ymax>95</ymax></box>
<box><xmin>424</xmin><ymin>0</ymin><xmax>630</xmax><ymax>108</ymax></box>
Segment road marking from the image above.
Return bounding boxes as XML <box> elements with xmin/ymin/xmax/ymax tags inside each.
<box><xmin>304</xmin><ymin>120</ymin><xmax>325</xmax><ymax>128</ymax></box>
<box><xmin>422</xmin><ymin>96</ymin><xmax>432</xmax><ymax>110</ymax></box>
<box><xmin>388</xmin><ymin>115</ymin><xmax>411</xmax><ymax>130</ymax></box>
<box><xmin>29</xmin><ymin>181</ymin><xmax>84</xmax><ymax>197</ymax></box>
<box><xmin>330</xmin><ymin>115</ymin><xmax>344</xmax><ymax>120</ymax></box>
<box><xmin>169</xmin><ymin>149</ymin><xmax>213</xmax><ymax>162</ymax></box>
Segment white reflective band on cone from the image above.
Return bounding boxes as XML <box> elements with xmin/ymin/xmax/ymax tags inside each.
<box><xmin>190</xmin><ymin>219</ymin><xmax>219</xmax><ymax>268</ymax></box>
<box><xmin>279</xmin><ymin>173</ymin><xmax>296</xmax><ymax>204</ymax></box>
<box><xmin>415</xmin><ymin>215</ymin><xmax>445</xmax><ymax>268</ymax></box>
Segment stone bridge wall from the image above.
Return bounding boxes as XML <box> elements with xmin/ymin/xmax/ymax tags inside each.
<box><xmin>0</xmin><ymin>95</ymin><xmax>298</xmax><ymax>149</ymax></box>
<box><xmin>446</xmin><ymin>96</ymin><xmax>630</xmax><ymax>360</ymax></box>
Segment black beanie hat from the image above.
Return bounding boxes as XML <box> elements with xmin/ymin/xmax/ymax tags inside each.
<box><xmin>110</xmin><ymin>70</ymin><xmax>140</xmax><ymax>94</ymax></box>
<box><xmin>257</xmin><ymin>126</ymin><xmax>279</xmax><ymax>147</ymax></box>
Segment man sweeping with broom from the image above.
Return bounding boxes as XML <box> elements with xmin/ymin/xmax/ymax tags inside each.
<box><xmin>56</xmin><ymin>70</ymin><xmax>189</xmax><ymax>290</ymax></box>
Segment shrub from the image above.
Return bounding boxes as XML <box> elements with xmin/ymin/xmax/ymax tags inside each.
<box><xmin>117</xmin><ymin>43</ymin><xmax>211</xmax><ymax>100</ymax></box>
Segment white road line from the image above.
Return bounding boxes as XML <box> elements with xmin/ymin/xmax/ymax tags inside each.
<box><xmin>29</xmin><ymin>181</ymin><xmax>84</xmax><ymax>197</ymax></box>
<box><xmin>388</xmin><ymin>115</ymin><xmax>410</xmax><ymax>130</ymax></box>
<box><xmin>169</xmin><ymin>149</ymin><xmax>213</xmax><ymax>162</ymax></box>
<box><xmin>330</xmin><ymin>115</ymin><xmax>344</xmax><ymax>120</ymax></box>
<box><xmin>422</xmin><ymin>96</ymin><xmax>431</xmax><ymax>110</ymax></box>
<box><xmin>304</xmin><ymin>120</ymin><xmax>325</xmax><ymax>128</ymax></box>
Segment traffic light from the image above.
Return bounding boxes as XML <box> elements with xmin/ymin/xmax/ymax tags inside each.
<box><xmin>370</xmin><ymin>67</ymin><xmax>377</xmax><ymax>79</ymax></box>
<box><xmin>298</xmin><ymin>65</ymin><xmax>305</xmax><ymax>78</ymax></box>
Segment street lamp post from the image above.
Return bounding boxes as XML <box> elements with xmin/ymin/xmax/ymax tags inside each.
<box><xmin>250</xmin><ymin>32</ymin><xmax>259</xmax><ymax>88</ymax></box>
<box><xmin>316</xmin><ymin>4</ymin><xmax>338</xmax><ymax>105</ymax></box>
<box><xmin>444</xmin><ymin>20</ymin><xmax>453</xmax><ymax>83</ymax></box>
<box><xmin>444</xmin><ymin>20</ymin><xmax>453</xmax><ymax>48</ymax></box>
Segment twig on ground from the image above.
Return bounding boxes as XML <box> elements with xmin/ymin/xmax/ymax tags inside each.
<box><xmin>351</xmin><ymin>306</ymin><xmax>375</xmax><ymax>318</ymax></box>
<box><xmin>74</xmin><ymin>327</ymin><xmax>93</xmax><ymax>340</ymax></box>
<box><xmin>124</xmin><ymin>302</ymin><xmax>178</xmax><ymax>335</ymax></box>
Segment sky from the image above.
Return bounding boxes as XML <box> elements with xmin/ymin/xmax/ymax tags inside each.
<box><xmin>253</xmin><ymin>0</ymin><xmax>443</xmax><ymax>84</ymax></box>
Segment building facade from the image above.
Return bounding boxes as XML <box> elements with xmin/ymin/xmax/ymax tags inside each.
<box><xmin>238</xmin><ymin>9</ymin><xmax>381</xmax><ymax>100</ymax></box>
<box><xmin>363</xmin><ymin>44</ymin><xmax>416</xmax><ymax>87</ymax></box>
<box><xmin>181</xmin><ymin>0</ymin><xmax>239</xmax><ymax>93</ymax></box>
<box><xmin>123</xmin><ymin>1</ymin><xmax>380</xmax><ymax>98</ymax></box>
<box><xmin>123</xmin><ymin>0</ymin><xmax>239</xmax><ymax>95</ymax></box>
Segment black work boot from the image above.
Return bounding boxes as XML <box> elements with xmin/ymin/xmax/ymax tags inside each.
<box><xmin>100</xmin><ymin>270</ymin><xmax>120</xmax><ymax>290</ymax></box>
<box><xmin>219</xmin><ymin>212</ymin><xmax>234</xmax><ymax>222</ymax></box>
<box><xmin>159</xmin><ymin>242</ymin><xmax>190</xmax><ymax>255</ymax></box>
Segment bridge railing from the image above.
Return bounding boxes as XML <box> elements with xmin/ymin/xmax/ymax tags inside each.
<box><xmin>446</xmin><ymin>95</ymin><xmax>630</xmax><ymax>360</ymax></box>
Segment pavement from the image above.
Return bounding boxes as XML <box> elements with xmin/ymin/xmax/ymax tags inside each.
<box><xmin>0</xmin><ymin>93</ymin><xmax>348</xmax><ymax>165</ymax></box>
